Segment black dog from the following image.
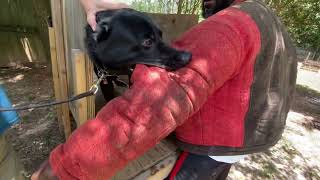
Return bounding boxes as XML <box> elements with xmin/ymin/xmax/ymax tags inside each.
<box><xmin>85</xmin><ymin>8</ymin><xmax>191</xmax><ymax>70</ymax></box>
<box><xmin>85</xmin><ymin>9</ymin><xmax>192</xmax><ymax>101</ymax></box>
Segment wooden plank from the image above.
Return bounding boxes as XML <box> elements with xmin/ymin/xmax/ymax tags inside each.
<box><xmin>147</xmin><ymin>14</ymin><xmax>198</xmax><ymax>43</ymax></box>
<box><xmin>146</xmin><ymin>160</ymin><xmax>175</xmax><ymax>180</ymax></box>
<box><xmin>85</xmin><ymin>54</ymin><xmax>95</xmax><ymax>118</ymax></box>
<box><xmin>68</xmin><ymin>52</ymin><xmax>95</xmax><ymax>125</ymax></box>
<box><xmin>50</xmin><ymin>0</ymin><xmax>71</xmax><ymax>138</ymax></box>
<box><xmin>62</xmin><ymin>0</ymin><xmax>93</xmax><ymax>123</ymax></box>
<box><xmin>48</xmin><ymin>27</ymin><xmax>64</xmax><ymax>134</ymax></box>
<box><xmin>72</xmin><ymin>49</ymin><xmax>88</xmax><ymax>126</ymax></box>
<box><xmin>133</xmin><ymin>155</ymin><xmax>176</xmax><ymax>180</ymax></box>
<box><xmin>111</xmin><ymin>140</ymin><xmax>178</xmax><ymax>180</ymax></box>
<box><xmin>63</xmin><ymin>0</ymin><xmax>87</xmax><ymax>53</ymax></box>
<box><xmin>62</xmin><ymin>0</ymin><xmax>72</xmax><ymax>98</ymax></box>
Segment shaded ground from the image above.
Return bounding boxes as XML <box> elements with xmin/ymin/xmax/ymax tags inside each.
<box><xmin>229</xmin><ymin>65</ymin><xmax>320</xmax><ymax>180</ymax></box>
<box><xmin>297</xmin><ymin>62</ymin><xmax>320</xmax><ymax>93</ymax></box>
<box><xmin>0</xmin><ymin>63</ymin><xmax>64</xmax><ymax>178</ymax></box>
<box><xmin>228</xmin><ymin>111</ymin><xmax>320</xmax><ymax>180</ymax></box>
<box><xmin>0</xmin><ymin>62</ymin><xmax>319</xmax><ymax>179</ymax></box>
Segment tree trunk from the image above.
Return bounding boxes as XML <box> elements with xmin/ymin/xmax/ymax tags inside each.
<box><xmin>191</xmin><ymin>0</ymin><xmax>200</xmax><ymax>14</ymax></box>
<box><xmin>177</xmin><ymin>0</ymin><xmax>184</xmax><ymax>14</ymax></box>
<box><xmin>305</xmin><ymin>52</ymin><xmax>311</xmax><ymax>62</ymax></box>
<box><xmin>184</xmin><ymin>0</ymin><xmax>189</xmax><ymax>13</ymax></box>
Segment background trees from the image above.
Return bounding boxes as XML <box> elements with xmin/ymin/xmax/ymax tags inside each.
<box><xmin>131</xmin><ymin>0</ymin><xmax>320</xmax><ymax>60</ymax></box>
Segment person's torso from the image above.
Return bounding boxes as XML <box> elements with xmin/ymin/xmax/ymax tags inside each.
<box><xmin>175</xmin><ymin>0</ymin><xmax>297</xmax><ymax>155</ymax></box>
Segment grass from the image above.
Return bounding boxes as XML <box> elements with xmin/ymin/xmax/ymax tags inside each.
<box><xmin>296</xmin><ymin>84</ymin><xmax>320</xmax><ymax>98</ymax></box>
<box><xmin>261</xmin><ymin>162</ymin><xmax>278</xmax><ymax>178</ymax></box>
<box><xmin>27</xmin><ymin>95</ymin><xmax>35</xmax><ymax>101</ymax></box>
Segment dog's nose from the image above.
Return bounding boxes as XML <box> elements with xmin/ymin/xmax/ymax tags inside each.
<box><xmin>177</xmin><ymin>52</ymin><xmax>192</xmax><ymax>63</ymax></box>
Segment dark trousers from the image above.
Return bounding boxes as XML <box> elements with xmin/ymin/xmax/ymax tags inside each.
<box><xmin>166</xmin><ymin>152</ymin><xmax>232</xmax><ymax>180</ymax></box>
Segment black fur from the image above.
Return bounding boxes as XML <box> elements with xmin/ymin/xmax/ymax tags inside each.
<box><xmin>85</xmin><ymin>8</ymin><xmax>191</xmax><ymax>71</ymax></box>
<box><xmin>85</xmin><ymin>9</ymin><xmax>192</xmax><ymax>101</ymax></box>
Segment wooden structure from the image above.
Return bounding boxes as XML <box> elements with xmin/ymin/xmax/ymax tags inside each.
<box><xmin>49</xmin><ymin>0</ymin><xmax>198</xmax><ymax>178</ymax></box>
<box><xmin>0</xmin><ymin>0</ymin><xmax>51</xmax><ymax>67</ymax></box>
<box><xmin>49</xmin><ymin>0</ymin><xmax>96</xmax><ymax>137</ymax></box>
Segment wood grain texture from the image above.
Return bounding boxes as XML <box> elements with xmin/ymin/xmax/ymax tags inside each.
<box><xmin>71</xmin><ymin>49</ymin><xmax>88</xmax><ymax>126</ymax></box>
<box><xmin>50</xmin><ymin>0</ymin><xmax>71</xmax><ymax>138</ymax></box>
<box><xmin>48</xmin><ymin>27</ymin><xmax>64</xmax><ymax>134</ymax></box>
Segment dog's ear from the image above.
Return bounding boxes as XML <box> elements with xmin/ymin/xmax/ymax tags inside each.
<box><xmin>94</xmin><ymin>24</ymin><xmax>110</xmax><ymax>42</ymax></box>
<box><xmin>93</xmin><ymin>16</ymin><xmax>113</xmax><ymax>42</ymax></box>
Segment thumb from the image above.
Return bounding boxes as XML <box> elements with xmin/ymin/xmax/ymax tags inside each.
<box><xmin>87</xmin><ymin>11</ymin><xmax>97</xmax><ymax>31</ymax></box>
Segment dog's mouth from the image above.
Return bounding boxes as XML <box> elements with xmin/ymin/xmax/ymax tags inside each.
<box><xmin>102</xmin><ymin>51</ymin><xmax>192</xmax><ymax>71</ymax></box>
<box><xmin>93</xmin><ymin>39</ymin><xmax>192</xmax><ymax>71</ymax></box>
<box><xmin>134</xmin><ymin>51</ymin><xmax>192</xmax><ymax>71</ymax></box>
<box><xmin>134</xmin><ymin>42</ymin><xmax>192</xmax><ymax>71</ymax></box>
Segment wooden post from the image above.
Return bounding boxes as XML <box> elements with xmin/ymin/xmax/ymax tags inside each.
<box><xmin>72</xmin><ymin>49</ymin><xmax>88</xmax><ymax>126</ymax></box>
<box><xmin>85</xmin><ymin>54</ymin><xmax>96</xmax><ymax>119</ymax></box>
<box><xmin>69</xmin><ymin>49</ymin><xmax>95</xmax><ymax>126</ymax></box>
<box><xmin>50</xmin><ymin>0</ymin><xmax>71</xmax><ymax>138</ymax></box>
<box><xmin>48</xmin><ymin>27</ymin><xmax>64</xmax><ymax>134</ymax></box>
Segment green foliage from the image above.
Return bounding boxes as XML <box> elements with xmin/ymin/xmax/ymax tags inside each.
<box><xmin>131</xmin><ymin>0</ymin><xmax>201</xmax><ymax>14</ymax></box>
<box><xmin>265</xmin><ymin>0</ymin><xmax>320</xmax><ymax>52</ymax></box>
<box><xmin>132</xmin><ymin>0</ymin><xmax>320</xmax><ymax>54</ymax></box>
<box><xmin>296</xmin><ymin>84</ymin><xmax>320</xmax><ymax>98</ymax></box>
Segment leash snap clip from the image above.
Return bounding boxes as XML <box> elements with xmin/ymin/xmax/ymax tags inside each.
<box><xmin>90</xmin><ymin>73</ymin><xmax>107</xmax><ymax>95</ymax></box>
<box><xmin>89</xmin><ymin>84</ymin><xmax>99</xmax><ymax>95</ymax></box>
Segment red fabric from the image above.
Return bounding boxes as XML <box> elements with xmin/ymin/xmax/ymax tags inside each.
<box><xmin>175</xmin><ymin>7</ymin><xmax>260</xmax><ymax>147</ymax></box>
<box><xmin>49</xmin><ymin>7</ymin><xmax>260</xmax><ymax>180</ymax></box>
<box><xmin>169</xmin><ymin>152</ymin><xmax>189</xmax><ymax>180</ymax></box>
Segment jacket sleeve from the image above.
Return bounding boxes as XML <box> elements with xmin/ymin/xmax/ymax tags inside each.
<box><xmin>49</xmin><ymin>8</ymin><xmax>260</xmax><ymax>180</ymax></box>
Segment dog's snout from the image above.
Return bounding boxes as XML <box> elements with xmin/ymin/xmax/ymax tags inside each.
<box><xmin>165</xmin><ymin>51</ymin><xmax>192</xmax><ymax>70</ymax></box>
<box><xmin>177</xmin><ymin>52</ymin><xmax>192</xmax><ymax>63</ymax></box>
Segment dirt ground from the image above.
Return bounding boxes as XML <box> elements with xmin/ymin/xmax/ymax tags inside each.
<box><xmin>228</xmin><ymin>94</ymin><xmax>320</xmax><ymax>179</ymax></box>
<box><xmin>0</xmin><ymin>63</ymin><xmax>64</xmax><ymax>178</ymax></box>
<box><xmin>0</xmin><ymin>62</ymin><xmax>319</xmax><ymax>179</ymax></box>
<box><xmin>228</xmin><ymin>64</ymin><xmax>320</xmax><ymax>180</ymax></box>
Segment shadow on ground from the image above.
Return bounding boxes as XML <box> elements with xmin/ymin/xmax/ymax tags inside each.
<box><xmin>229</xmin><ymin>78</ymin><xmax>320</xmax><ymax>180</ymax></box>
<box><xmin>1</xmin><ymin>64</ymin><xmax>65</xmax><ymax>178</ymax></box>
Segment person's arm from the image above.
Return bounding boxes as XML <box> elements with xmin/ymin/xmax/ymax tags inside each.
<box><xmin>80</xmin><ymin>0</ymin><xmax>129</xmax><ymax>30</ymax></box>
<box><xmin>41</xmin><ymin>7</ymin><xmax>261</xmax><ymax>180</ymax></box>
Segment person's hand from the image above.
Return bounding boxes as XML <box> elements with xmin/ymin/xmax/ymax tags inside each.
<box><xmin>31</xmin><ymin>160</ymin><xmax>58</xmax><ymax>180</ymax></box>
<box><xmin>80</xmin><ymin>0</ymin><xmax>129</xmax><ymax>30</ymax></box>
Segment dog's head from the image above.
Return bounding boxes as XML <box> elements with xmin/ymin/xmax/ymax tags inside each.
<box><xmin>202</xmin><ymin>0</ymin><xmax>234</xmax><ymax>18</ymax></box>
<box><xmin>85</xmin><ymin>9</ymin><xmax>191</xmax><ymax>70</ymax></box>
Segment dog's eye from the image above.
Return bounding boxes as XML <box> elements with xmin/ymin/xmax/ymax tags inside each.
<box><xmin>142</xmin><ymin>39</ymin><xmax>153</xmax><ymax>48</ymax></box>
